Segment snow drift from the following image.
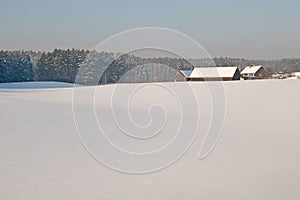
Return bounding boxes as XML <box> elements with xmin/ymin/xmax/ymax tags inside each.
<box><xmin>0</xmin><ymin>79</ymin><xmax>300</xmax><ymax>200</ymax></box>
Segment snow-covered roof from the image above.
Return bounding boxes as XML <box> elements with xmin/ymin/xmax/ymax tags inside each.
<box><xmin>179</xmin><ymin>70</ymin><xmax>192</xmax><ymax>78</ymax></box>
<box><xmin>189</xmin><ymin>66</ymin><xmax>238</xmax><ymax>78</ymax></box>
<box><xmin>241</xmin><ymin>65</ymin><xmax>262</xmax><ymax>74</ymax></box>
<box><xmin>292</xmin><ymin>72</ymin><xmax>300</xmax><ymax>77</ymax></box>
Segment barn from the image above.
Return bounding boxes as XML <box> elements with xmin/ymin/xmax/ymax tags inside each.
<box><xmin>176</xmin><ymin>66</ymin><xmax>240</xmax><ymax>81</ymax></box>
<box><xmin>241</xmin><ymin>65</ymin><xmax>269</xmax><ymax>80</ymax></box>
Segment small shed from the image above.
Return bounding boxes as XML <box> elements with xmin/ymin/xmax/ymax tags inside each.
<box><xmin>241</xmin><ymin>65</ymin><xmax>268</xmax><ymax>80</ymax></box>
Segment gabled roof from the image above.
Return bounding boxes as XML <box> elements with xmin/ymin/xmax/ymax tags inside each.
<box><xmin>241</xmin><ymin>65</ymin><xmax>262</xmax><ymax>74</ymax></box>
<box><xmin>179</xmin><ymin>70</ymin><xmax>192</xmax><ymax>78</ymax></box>
<box><xmin>189</xmin><ymin>66</ymin><xmax>238</xmax><ymax>78</ymax></box>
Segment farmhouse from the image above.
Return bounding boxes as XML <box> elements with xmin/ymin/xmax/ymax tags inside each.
<box><xmin>241</xmin><ymin>65</ymin><xmax>268</xmax><ymax>80</ymax></box>
<box><xmin>176</xmin><ymin>66</ymin><xmax>240</xmax><ymax>81</ymax></box>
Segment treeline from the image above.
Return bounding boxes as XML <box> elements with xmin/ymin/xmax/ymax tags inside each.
<box><xmin>0</xmin><ymin>49</ymin><xmax>193</xmax><ymax>84</ymax></box>
<box><xmin>0</xmin><ymin>49</ymin><xmax>300</xmax><ymax>84</ymax></box>
<box><xmin>35</xmin><ymin>49</ymin><xmax>87</xmax><ymax>83</ymax></box>
<box><xmin>0</xmin><ymin>51</ymin><xmax>34</xmax><ymax>83</ymax></box>
<box><xmin>0</xmin><ymin>49</ymin><xmax>87</xmax><ymax>83</ymax></box>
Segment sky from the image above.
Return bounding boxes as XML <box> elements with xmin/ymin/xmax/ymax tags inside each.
<box><xmin>0</xmin><ymin>0</ymin><xmax>299</xmax><ymax>59</ymax></box>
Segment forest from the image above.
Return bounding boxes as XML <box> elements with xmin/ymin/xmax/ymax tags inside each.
<box><xmin>1</xmin><ymin>49</ymin><xmax>299</xmax><ymax>84</ymax></box>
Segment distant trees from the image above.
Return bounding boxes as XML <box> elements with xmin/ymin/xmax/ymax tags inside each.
<box><xmin>0</xmin><ymin>51</ymin><xmax>34</xmax><ymax>83</ymax></box>
<box><xmin>0</xmin><ymin>49</ymin><xmax>300</xmax><ymax>84</ymax></box>
<box><xmin>35</xmin><ymin>49</ymin><xmax>88</xmax><ymax>83</ymax></box>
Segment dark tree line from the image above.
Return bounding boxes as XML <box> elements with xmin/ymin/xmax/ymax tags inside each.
<box><xmin>0</xmin><ymin>49</ymin><xmax>192</xmax><ymax>84</ymax></box>
<box><xmin>1</xmin><ymin>49</ymin><xmax>300</xmax><ymax>84</ymax></box>
<box><xmin>35</xmin><ymin>49</ymin><xmax>88</xmax><ymax>83</ymax></box>
<box><xmin>0</xmin><ymin>51</ymin><xmax>34</xmax><ymax>83</ymax></box>
<box><xmin>98</xmin><ymin>54</ymin><xmax>193</xmax><ymax>84</ymax></box>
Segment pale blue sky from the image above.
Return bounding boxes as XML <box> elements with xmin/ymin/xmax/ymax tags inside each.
<box><xmin>0</xmin><ymin>0</ymin><xmax>299</xmax><ymax>59</ymax></box>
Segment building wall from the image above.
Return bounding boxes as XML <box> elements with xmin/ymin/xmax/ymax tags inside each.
<box><xmin>190</xmin><ymin>77</ymin><xmax>233</xmax><ymax>81</ymax></box>
<box><xmin>232</xmin><ymin>69</ymin><xmax>241</xmax><ymax>80</ymax></box>
<box><xmin>255</xmin><ymin>67</ymin><xmax>269</xmax><ymax>79</ymax></box>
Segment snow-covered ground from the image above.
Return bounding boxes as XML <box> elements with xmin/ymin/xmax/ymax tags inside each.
<box><xmin>0</xmin><ymin>80</ymin><xmax>300</xmax><ymax>200</ymax></box>
<box><xmin>0</xmin><ymin>81</ymin><xmax>76</xmax><ymax>89</ymax></box>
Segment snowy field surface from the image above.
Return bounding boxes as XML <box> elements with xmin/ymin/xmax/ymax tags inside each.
<box><xmin>0</xmin><ymin>80</ymin><xmax>300</xmax><ymax>200</ymax></box>
<box><xmin>0</xmin><ymin>81</ymin><xmax>76</xmax><ymax>89</ymax></box>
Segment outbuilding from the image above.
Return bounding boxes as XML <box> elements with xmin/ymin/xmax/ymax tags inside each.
<box><xmin>241</xmin><ymin>65</ymin><xmax>268</xmax><ymax>80</ymax></box>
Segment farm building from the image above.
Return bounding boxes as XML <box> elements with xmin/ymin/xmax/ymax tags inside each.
<box><xmin>241</xmin><ymin>65</ymin><xmax>269</xmax><ymax>80</ymax></box>
<box><xmin>176</xmin><ymin>66</ymin><xmax>240</xmax><ymax>81</ymax></box>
